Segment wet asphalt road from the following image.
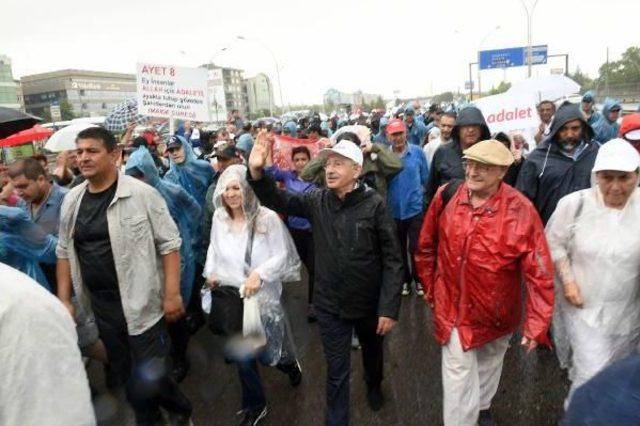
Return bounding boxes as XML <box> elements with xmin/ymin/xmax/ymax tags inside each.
<box><xmin>90</xmin><ymin>278</ymin><xmax>569</xmax><ymax>425</ymax></box>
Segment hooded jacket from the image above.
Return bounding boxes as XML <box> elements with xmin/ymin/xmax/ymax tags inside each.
<box><xmin>515</xmin><ymin>103</ymin><xmax>598</xmax><ymax>224</ymax></box>
<box><xmin>592</xmin><ymin>98</ymin><xmax>622</xmax><ymax>144</ymax></box>
<box><xmin>424</xmin><ymin>106</ymin><xmax>491</xmax><ymax>206</ymax></box>
<box><xmin>581</xmin><ymin>90</ymin><xmax>601</xmax><ymax>127</ymax></box>
<box><xmin>126</xmin><ymin>147</ymin><xmax>201</xmax><ymax>302</ymax></box>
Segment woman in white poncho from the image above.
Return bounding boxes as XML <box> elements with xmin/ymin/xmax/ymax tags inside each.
<box><xmin>546</xmin><ymin>138</ymin><xmax>640</xmax><ymax>406</ymax></box>
<box><xmin>203</xmin><ymin>164</ymin><xmax>302</xmax><ymax>425</ymax></box>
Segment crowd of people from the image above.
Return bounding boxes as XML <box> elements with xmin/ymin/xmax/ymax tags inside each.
<box><xmin>2</xmin><ymin>94</ymin><xmax>640</xmax><ymax>426</ymax></box>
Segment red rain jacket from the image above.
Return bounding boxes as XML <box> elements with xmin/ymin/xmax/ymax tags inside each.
<box><xmin>414</xmin><ymin>182</ymin><xmax>554</xmax><ymax>351</ymax></box>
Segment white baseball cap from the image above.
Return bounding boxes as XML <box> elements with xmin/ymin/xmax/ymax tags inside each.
<box><xmin>592</xmin><ymin>138</ymin><xmax>640</xmax><ymax>173</ymax></box>
<box><xmin>317</xmin><ymin>140</ymin><xmax>364</xmax><ymax>166</ymax></box>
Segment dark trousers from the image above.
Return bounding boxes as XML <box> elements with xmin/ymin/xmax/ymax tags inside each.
<box><xmin>167</xmin><ymin>317</ymin><xmax>190</xmax><ymax>365</ymax></box>
<box><xmin>315</xmin><ymin>309</ymin><xmax>384</xmax><ymax>426</ymax></box>
<box><xmin>290</xmin><ymin>227</ymin><xmax>315</xmax><ymax>304</ymax></box>
<box><xmin>96</xmin><ymin>317</ymin><xmax>192</xmax><ymax>425</ymax></box>
<box><xmin>395</xmin><ymin>214</ymin><xmax>423</xmax><ymax>286</ymax></box>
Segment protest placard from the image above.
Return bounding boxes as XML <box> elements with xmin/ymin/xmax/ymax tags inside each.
<box><xmin>272</xmin><ymin>135</ymin><xmax>324</xmax><ymax>171</ymax></box>
<box><xmin>136</xmin><ymin>63</ymin><xmax>209</xmax><ymax>122</ymax></box>
<box><xmin>473</xmin><ymin>92</ymin><xmax>539</xmax><ymax>135</ymax></box>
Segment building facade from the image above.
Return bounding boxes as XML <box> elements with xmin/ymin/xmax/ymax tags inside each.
<box><xmin>21</xmin><ymin>69</ymin><xmax>136</xmax><ymax>119</ymax></box>
<box><xmin>0</xmin><ymin>55</ymin><xmax>22</xmax><ymax>110</ymax></box>
<box><xmin>245</xmin><ymin>73</ymin><xmax>273</xmax><ymax>118</ymax></box>
<box><xmin>201</xmin><ymin>63</ymin><xmax>249</xmax><ymax>123</ymax></box>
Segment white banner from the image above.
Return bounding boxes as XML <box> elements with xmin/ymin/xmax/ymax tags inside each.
<box><xmin>137</xmin><ymin>63</ymin><xmax>209</xmax><ymax>121</ymax></box>
<box><xmin>473</xmin><ymin>92</ymin><xmax>538</xmax><ymax>134</ymax></box>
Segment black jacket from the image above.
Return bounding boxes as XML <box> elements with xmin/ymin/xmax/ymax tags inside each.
<box><xmin>425</xmin><ymin>106</ymin><xmax>491</xmax><ymax>206</ymax></box>
<box><xmin>248</xmin><ymin>172</ymin><xmax>404</xmax><ymax>320</ymax></box>
<box><xmin>516</xmin><ymin>103</ymin><xmax>598</xmax><ymax>224</ymax></box>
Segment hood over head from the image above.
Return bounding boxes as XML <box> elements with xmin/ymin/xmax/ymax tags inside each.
<box><xmin>213</xmin><ymin>164</ymin><xmax>260</xmax><ymax>223</ymax></box>
<box><xmin>451</xmin><ymin>106</ymin><xmax>491</xmax><ymax>146</ymax></box>
<box><xmin>125</xmin><ymin>147</ymin><xmax>160</xmax><ymax>186</ymax></box>
<box><xmin>546</xmin><ymin>102</ymin><xmax>594</xmax><ymax>145</ymax></box>
<box><xmin>602</xmin><ymin>98</ymin><xmax>622</xmax><ymax>123</ymax></box>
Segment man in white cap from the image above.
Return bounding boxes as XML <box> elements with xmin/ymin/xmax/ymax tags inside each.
<box><xmin>415</xmin><ymin>140</ymin><xmax>554</xmax><ymax>426</ymax></box>
<box><xmin>248</xmin><ymin>130</ymin><xmax>403</xmax><ymax>425</ymax></box>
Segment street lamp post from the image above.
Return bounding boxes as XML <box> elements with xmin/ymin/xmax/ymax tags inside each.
<box><xmin>520</xmin><ymin>0</ymin><xmax>540</xmax><ymax>77</ymax></box>
<box><xmin>236</xmin><ymin>35</ymin><xmax>286</xmax><ymax>114</ymax></box>
<box><xmin>477</xmin><ymin>25</ymin><xmax>501</xmax><ymax>98</ymax></box>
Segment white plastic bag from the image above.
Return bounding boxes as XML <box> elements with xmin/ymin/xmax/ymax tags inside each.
<box><xmin>242</xmin><ymin>296</ymin><xmax>267</xmax><ymax>350</ymax></box>
<box><xmin>201</xmin><ymin>287</ymin><xmax>212</xmax><ymax>314</ymax></box>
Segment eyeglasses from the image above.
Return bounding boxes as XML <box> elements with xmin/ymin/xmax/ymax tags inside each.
<box><xmin>462</xmin><ymin>160</ymin><xmax>493</xmax><ymax>173</ymax></box>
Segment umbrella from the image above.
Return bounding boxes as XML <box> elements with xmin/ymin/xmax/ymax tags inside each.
<box><xmin>507</xmin><ymin>75</ymin><xmax>581</xmax><ymax>103</ymax></box>
<box><xmin>0</xmin><ymin>125</ymin><xmax>54</xmax><ymax>148</ymax></box>
<box><xmin>104</xmin><ymin>99</ymin><xmax>149</xmax><ymax>133</ymax></box>
<box><xmin>0</xmin><ymin>107</ymin><xmax>42</xmax><ymax>139</ymax></box>
<box><xmin>44</xmin><ymin>123</ymin><xmax>98</xmax><ymax>152</ymax></box>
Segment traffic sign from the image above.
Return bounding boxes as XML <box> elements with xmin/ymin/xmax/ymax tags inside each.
<box><xmin>479</xmin><ymin>45</ymin><xmax>548</xmax><ymax>70</ymax></box>
<box><xmin>465</xmin><ymin>81</ymin><xmax>474</xmax><ymax>90</ymax></box>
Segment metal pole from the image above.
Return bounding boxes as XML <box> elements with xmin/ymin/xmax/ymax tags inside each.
<box><xmin>520</xmin><ymin>0</ymin><xmax>539</xmax><ymax>77</ymax></box>
<box><xmin>478</xmin><ymin>63</ymin><xmax>482</xmax><ymax>98</ymax></box>
<box><xmin>468</xmin><ymin>62</ymin><xmax>473</xmax><ymax>99</ymax></box>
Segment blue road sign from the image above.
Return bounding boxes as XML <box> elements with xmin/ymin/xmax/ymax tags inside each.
<box><xmin>479</xmin><ymin>45</ymin><xmax>547</xmax><ymax>70</ymax></box>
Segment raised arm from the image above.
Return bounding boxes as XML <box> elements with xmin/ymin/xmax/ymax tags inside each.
<box><xmin>248</xmin><ymin>130</ymin><xmax>317</xmax><ymax>219</ymax></box>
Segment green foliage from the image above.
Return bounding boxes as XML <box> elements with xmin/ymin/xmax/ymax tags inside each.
<box><xmin>431</xmin><ymin>91</ymin><xmax>454</xmax><ymax>104</ymax></box>
<box><xmin>488</xmin><ymin>81</ymin><xmax>512</xmax><ymax>96</ymax></box>
<box><xmin>60</xmin><ymin>99</ymin><xmax>75</xmax><ymax>120</ymax></box>
<box><xmin>597</xmin><ymin>47</ymin><xmax>640</xmax><ymax>85</ymax></box>
<box><xmin>568</xmin><ymin>66</ymin><xmax>594</xmax><ymax>91</ymax></box>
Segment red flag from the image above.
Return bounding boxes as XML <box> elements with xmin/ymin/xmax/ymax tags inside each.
<box><xmin>272</xmin><ymin>135</ymin><xmax>325</xmax><ymax>171</ymax></box>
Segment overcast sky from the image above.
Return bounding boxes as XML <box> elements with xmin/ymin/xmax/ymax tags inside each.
<box><xmin>3</xmin><ymin>0</ymin><xmax>639</xmax><ymax>105</ymax></box>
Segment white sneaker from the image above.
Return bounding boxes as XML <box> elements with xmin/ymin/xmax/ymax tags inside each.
<box><xmin>415</xmin><ymin>284</ymin><xmax>424</xmax><ymax>296</ymax></box>
<box><xmin>401</xmin><ymin>283</ymin><xmax>411</xmax><ymax>296</ymax></box>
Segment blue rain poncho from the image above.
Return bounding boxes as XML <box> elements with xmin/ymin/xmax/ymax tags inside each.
<box><xmin>592</xmin><ymin>98</ymin><xmax>622</xmax><ymax>144</ymax></box>
<box><xmin>126</xmin><ymin>147</ymin><xmax>202</xmax><ymax>303</ymax></box>
<box><xmin>163</xmin><ymin>135</ymin><xmax>214</xmax><ymax>208</ymax></box>
<box><xmin>0</xmin><ymin>206</ymin><xmax>57</xmax><ymax>291</ymax></box>
<box><xmin>163</xmin><ymin>135</ymin><xmax>214</xmax><ymax>263</ymax></box>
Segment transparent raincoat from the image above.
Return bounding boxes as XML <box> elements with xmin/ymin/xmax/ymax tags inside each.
<box><xmin>125</xmin><ymin>147</ymin><xmax>201</xmax><ymax>303</ymax></box>
<box><xmin>203</xmin><ymin>165</ymin><xmax>301</xmax><ymax>365</ymax></box>
<box><xmin>546</xmin><ymin>174</ymin><xmax>640</xmax><ymax>394</ymax></box>
<box><xmin>0</xmin><ymin>205</ymin><xmax>57</xmax><ymax>291</ymax></box>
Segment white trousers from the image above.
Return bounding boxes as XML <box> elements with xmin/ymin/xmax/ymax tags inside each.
<box><xmin>442</xmin><ymin>328</ymin><xmax>512</xmax><ymax>426</ymax></box>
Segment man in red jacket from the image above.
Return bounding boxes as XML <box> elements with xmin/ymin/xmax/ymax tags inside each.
<box><xmin>414</xmin><ymin>140</ymin><xmax>554</xmax><ymax>426</ymax></box>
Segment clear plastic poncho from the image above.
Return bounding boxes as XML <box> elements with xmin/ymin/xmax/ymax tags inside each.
<box><xmin>546</xmin><ymin>178</ymin><xmax>640</xmax><ymax>390</ymax></box>
<box><xmin>126</xmin><ymin>147</ymin><xmax>202</xmax><ymax>303</ymax></box>
<box><xmin>163</xmin><ymin>135</ymin><xmax>214</xmax><ymax>207</ymax></box>
<box><xmin>0</xmin><ymin>205</ymin><xmax>57</xmax><ymax>291</ymax></box>
<box><xmin>203</xmin><ymin>164</ymin><xmax>301</xmax><ymax>365</ymax></box>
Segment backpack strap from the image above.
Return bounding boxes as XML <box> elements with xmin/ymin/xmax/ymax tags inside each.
<box><xmin>439</xmin><ymin>179</ymin><xmax>464</xmax><ymax>217</ymax></box>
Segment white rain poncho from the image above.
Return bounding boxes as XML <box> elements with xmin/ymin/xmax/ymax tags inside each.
<box><xmin>0</xmin><ymin>263</ymin><xmax>95</xmax><ymax>426</ymax></box>
<box><xmin>546</xmin><ymin>141</ymin><xmax>640</xmax><ymax>396</ymax></box>
<box><xmin>203</xmin><ymin>164</ymin><xmax>301</xmax><ymax>364</ymax></box>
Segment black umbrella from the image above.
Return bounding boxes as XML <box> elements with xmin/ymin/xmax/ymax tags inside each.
<box><xmin>0</xmin><ymin>107</ymin><xmax>42</xmax><ymax>139</ymax></box>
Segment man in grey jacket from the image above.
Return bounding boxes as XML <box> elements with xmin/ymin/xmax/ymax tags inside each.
<box><xmin>56</xmin><ymin>127</ymin><xmax>192</xmax><ymax>425</ymax></box>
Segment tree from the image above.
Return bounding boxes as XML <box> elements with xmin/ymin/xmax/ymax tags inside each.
<box><xmin>60</xmin><ymin>99</ymin><xmax>75</xmax><ymax>120</ymax></box>
<box><xmin>374</xmin><ymin>96</ymin><xmax>386</xmax><ymax>109</ymax></box>
<box><xmin>568</xmin><ymin>66</ymin><xmax>594</xmax><ymax>91</ymax></box>
<box><xmin>488</xmin><ymin>81</ymin><xmax>512</xmax><ymax>96</ymax></box>
<box><xmin>431</xmin><ymin>91</ymin><xmax>454</xmax><ymax>104</ymax></box>
<box><xmin>596</xmin><ymin>46</ymin><xmax>640</xmax><ymax>85</ymax></box>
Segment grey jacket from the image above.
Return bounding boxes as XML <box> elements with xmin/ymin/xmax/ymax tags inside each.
<box><xmin>56</xmin><ymin>174</ymin><xmax>181</xmax><ymax>335</ymax></box>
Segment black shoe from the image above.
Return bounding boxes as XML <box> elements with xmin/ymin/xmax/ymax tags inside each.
<box><xmin>277</xmin><ymin>360</ymin><xmax>302</xmax><ymax>387</ymax></box>
<box><xmin>238</xmin><ymin>406</ymin><xmax>268</xmax><ymax>426</ymax></box>
<box><xmin>478</xmin><ymin>409</ymin><xmax>495</xmax><ymax>426</ymax></box>
<box><xmin>170</xmin><ymin>359</ymin><xmax>190</xmax><ymax>383</ymax></box>
<box><xmin>366</xmin><ymin>385</ymin><xmax>384</xmax><ymax>411</ymax></box>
